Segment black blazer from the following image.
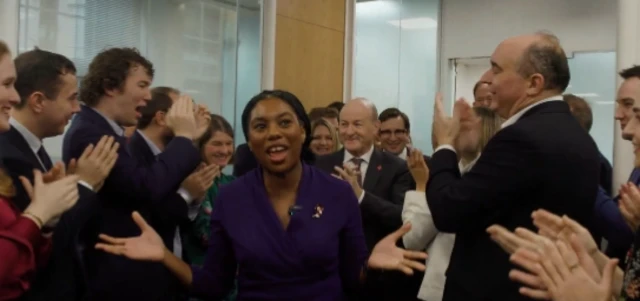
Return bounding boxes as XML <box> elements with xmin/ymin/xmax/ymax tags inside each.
<box><xmin>128</xmin><ymin>131</ymin><xmax>193</xmax><ymax>249</ymax></box>
<box><xmin>62</xmin><ymin>106</ymin><xmax>201</xmax><ymax>301</ymax></box>
<box><xmin>232</xmin><ymin>143</ymin><xmax>257</xmax><ymax>177</ymax></box>
<box><xmin>0</xmin><ymin>126</ymin><xmax>98</xmax><ymax>301</ymax></box>
<box><xmin>314</xmin><ymin>148</ymin><xmax>413</xmax><ymax>250</ymax></box>
<box><xmin>427</xmin><ymin>101</ymin><xmax>600</xmax><ymax>301</ymax></box>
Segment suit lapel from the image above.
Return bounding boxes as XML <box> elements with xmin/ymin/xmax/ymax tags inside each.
<box><xmin>6</xmin><ymin>127</ymin><xmax>44</xmax><ymax>171</ymax></box>
<box><xmin>363</xmin><ymin>150</ymin><xmax>382</xmax><ymax>191</ymax></box>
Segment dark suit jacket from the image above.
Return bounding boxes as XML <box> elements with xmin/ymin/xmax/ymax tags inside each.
<box><xmin>427</xmin><ymin>101</ymin><xmax>600</xmax><ymax>301</ymax></box>
<box><xmin>598</xmin><ymin>151</ymin><xmax>613</xmax><ymax>196</ymax></box>
<box><xmin>0</xmin><ymin>126</ymin><xmax>98</xmax><ymax>301</ymax></box>
<box><xmin>62</xmin><ymin>106</ymin><xmax>201</xmax><ymax>301</ymax></box>
<box><xmin>315</xmin><ymin>148</ymin><xmax>413</xmax><ymax>250</ymax></box>
<box><xmin>128</xmin><ymin>131</ymin><xmax>192</xmax><ymax>251</ymax></box>
<box><xmin>232</xmin><ymin>143</ymin><xmax>257</xmax><ymax>177</ymax></box>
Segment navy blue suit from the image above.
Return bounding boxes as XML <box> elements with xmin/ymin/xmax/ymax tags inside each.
<box><xmin>0</xmin><ymin>126</ymin><xmax>97</xmax><ymax>301</ymax></box>
<box><xmin>62</xmin><ymin>106</ymin><xmax>200</xmax><ymax>301</ymax></box>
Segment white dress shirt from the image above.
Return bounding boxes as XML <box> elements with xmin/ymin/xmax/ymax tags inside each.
<box><xmin>137</xmin><ymin>130</ymin><xmax>200</xmax><ymax>259</ymax></box>
<box><xmin>343</xmin><ymin>145</ymin><xmax>374</xmax><ymax>203</ymax></box>
<box><xmin>401</xmin><ymin>157</ymin><xmax>478</xmax><ymax>301</ymax></box>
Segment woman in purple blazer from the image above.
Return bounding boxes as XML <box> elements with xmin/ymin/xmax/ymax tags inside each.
<box><xmin>95</xmin><ymin>90</ymin><xmax>426</xmax><ymax>300</ymax></box>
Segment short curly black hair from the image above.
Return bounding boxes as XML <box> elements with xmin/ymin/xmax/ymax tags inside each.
<box><xmin>80</xmin><ymin>47</ymin><xmax>154</xmax><ymax>107</ymax></box>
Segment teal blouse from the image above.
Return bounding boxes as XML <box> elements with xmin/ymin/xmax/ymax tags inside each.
<box><xmin>185</xmin><ymin>173</ymin><xmax>236</xmax><ymax>301</ymax></box>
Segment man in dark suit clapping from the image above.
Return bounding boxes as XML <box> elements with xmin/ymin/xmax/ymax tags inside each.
<box><xmin>62</xmin><ymin>48</ymin><xmax>203</xmax><ymax>301</ymax></box>
<box><xmin>314</xmin><ymin>98</ymin><xmax>415</xmax><ymax>300</ymax></box>
<box><xmin>428</xmin><ymin>32</ymin><xmax>600</xmax><ymax>301</ymax></box>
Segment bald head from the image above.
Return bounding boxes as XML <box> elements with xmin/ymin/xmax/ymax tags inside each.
<box><xmin>339</xmin><ymin>97</ymin><xmax>380</xmax><ymax>157</ymax></box>
<box><xmin>515</xmin><ymin>32</ymin><xmax>570</xmax><ymax>92</ymax></box>
<box><xmin>342</xmin><ymin>97</ymin><xmax>378</xmax><ymax>122</ymax></box>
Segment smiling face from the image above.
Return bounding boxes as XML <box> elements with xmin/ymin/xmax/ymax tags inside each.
<box><xmin>309</xmin><ymin>124</ymin><xmax>335</xmax><ymax>156</ymax></box>
<box><xmin>0</xmin><ymin>54</ymin><xmax>19</xmax><ymax>132</ymax></box>
<box><xmin>247</xmin><ymin>97</ymin><xmax>305</xmax><ymax>174</ymax></box>
<box><xmin>37</xmin><ymin>72</ymin><xmax>80</xmax><ymax>137</ymax></box>
<box><xmin>617</xmin><ymin>77</ymin><xmax>640</xmax><ymax>138</ymax></box>
<box><xmin>487</xmin><ymin>38</ymin><xmax>530</xmax><ymax>119</ymax></box>
<box><xmin>202</xmin><ymin>131</ymin><xmax>234</xmax><ymax>167</ymax></box>
<box><xmin>339</xmin><ymin>99</ymin><xmax>378</xmax><ymax>157</ymax></box>
<box><xmin>110</xmin><ymin>66</ymin><xmax>152</xmax><ymax>127</ymax></box>
<box><xmin>378</xmin><ymin>116</ymin><xmax>408</xmax><ymax>155</ymax></box>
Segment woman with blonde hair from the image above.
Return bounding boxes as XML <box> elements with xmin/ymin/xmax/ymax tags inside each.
<box><xmin>309</xmin><ymin>118</ymin><xmax>340</xmax><ymax>156</ymax></box>
<box><xmin>401</xmin><ymin>106</ymin><xmax>501</xmax><ymax>301</ymax></box>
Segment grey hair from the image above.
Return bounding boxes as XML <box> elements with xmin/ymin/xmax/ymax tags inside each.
<box><xmin>517</xmin><ymin>31</ymin><xmax>571</xmax><ymax>92</ymax></box>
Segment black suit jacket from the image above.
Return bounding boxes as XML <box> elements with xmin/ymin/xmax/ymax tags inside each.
<box><xmin>232</xmin><ymin>143</ymin><xmax>257</xmax><ymax>177</ymax></box>
<box><xmin>315</xmin><ymin>148</ymin><xmax>413</xmax><ymax>250</ymax></box>
<box><xmin>427</xmin><ymin>101</ymin><xmax>600</xmax><ymax>301</ymax></box>
<box><xmin>62</xmin><ymin>106</ymin><xmax>201</xmax><ymax>301</ymax></box>
<box><xmin>128</xmin><ymin>131</ymin><xmax>193</xmax><ymax>250</ymax></box>
<box><xmin>0</xmin><ymin>126</ymin><xmax>98</xmax><ymax>301</ymax></box>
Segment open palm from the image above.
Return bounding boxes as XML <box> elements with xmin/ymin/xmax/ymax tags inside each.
<box><xmin>95</xmin><ymin>211</ymin><xmax>166</xmax><ymax>262</ymax></box>
<box><xmin>368</xmin><ymin>223</ymin><xmax>428</xmax><ymax>275</ymax></box>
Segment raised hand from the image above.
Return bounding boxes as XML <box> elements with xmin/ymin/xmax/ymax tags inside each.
<box><xmin>368</xmin><ymin>223</ymin><xmax>428</xmax><ymax>275</ymax></box>
<box><xmin>531</xmin><ymin>209</ymin><xmax>599</xmax><ymax>258</ymax></box>
<box><xmin>20</xmin><ymin>169</ymin><xmax>80</xmax><ymax>226</ymax></box>
<box><xmin>406</xmin><ymin>149</ymin><xmax>428</xmax><ymax>191</ymax></box>
<box><xmin>95</xmin><ymin>211</ymin><xmax>166</xmax><ymax>262</ymax></box>
<box><xmin>333</xmin><ymin>164</ymin><xmax>362</xmax><ymax>198</ymax></box>
<box><xmin>68</xmin><ymin>135</ymin><xmax>120</xmax><ymax>191</ymax></box>
<box><xmin>487</xmin><ymin>225</ymin><xmax>539</xmax><ymax>254</ymax></box>
<box><xmin>534</xmin><ymin>235</ymin><xmax>618</xmax><ymax>301</ymax></box>
<box><xmin>166</xmin><ymin>95</ymin><xmax>197</xmax><ymax>140</ymax></box>
<box><xmin>194</xmin><ymin>104</ymin><xmax>211</xmax><ymax>141</ymax></box>
<box><xmin>181</xmin><ymin>163</ymin><xmax>220</xmax><ymax>200</ymax></box>
<box><xmin>42</xmin><ymin>161</ymin><xmax>66</xmax><ymax>183</ymax></box>
<box><xmin>432</xmin><ymin>92</ymin><xmax>469</xmax><ymax>147</ymax></box>
<box><xmin>619</xmin><ymin>182</ymin><xmax>640</xmax><ymax>232</ymax></box>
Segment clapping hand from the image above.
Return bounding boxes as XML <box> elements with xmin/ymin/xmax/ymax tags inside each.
<box><xmin>166</xmin><ymin>95</ymin><xmax>197</xmax><ymax>140</ymax></box>
<box><xmin>194</xmin><ymin>104</ymin><xmax>211</xmax><ymax>141</ymax></box>
<box><xmin>406</xmin><ymin>149</ymin><xmax>428</xmax><ymax>191</ymax></box>
<box><xmin>368</xmin><ymin>223</ymin><xmax>428</xmax><ymax>275</ymax></box>
<box><xmin>432</xmin><ymin>92</ymin><xmax>470</xmax><ymax>147</ymax></box>
<box><xmin>42</xmin><ymin>162</ymin><xmax>66</xmax><ymax>183</ymax></box>
<box><xmin>21</xmin><ymin>169</ymin><xmax>80</xmax><ymax>227</ymax></box>
<box><xmin>67</xmin><ymin>135</ymin><xmax>119</xmax><ymax>192</ymax></box>
<box><xmin>95</xmin><ymin>211</ymin><xmax>166</xmax><ymax>262</ymax></box>
<box><xmin>619</xmin><ymin>182</ymin><xmax>640</xmax><ymax>232</ymax></box>
<box><xmin>333</xmin><ymin>164</ymin><xmax>362</xmax><ymax>198</ymax></box>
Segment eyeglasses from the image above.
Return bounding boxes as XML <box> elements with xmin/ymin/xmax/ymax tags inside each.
<box><xmin>379</xmin><ymin>129</ymin><xmax>407</xmax><ymax>138</ymax></box>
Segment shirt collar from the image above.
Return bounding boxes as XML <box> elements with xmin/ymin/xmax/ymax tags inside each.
<box><xmin>89</xmin><ymin>106</ymin><xmax>125</xmax><ymax>136</ymax></box>
<box><xmin>344</xmin><ymin>145</ymin><xmax>375</xmax><ymax>164</ymax></box>
<box><xmin>137</xmin><ymin>130</ymin><xmax>162</xmax><ymax>156</ymax></box>
<box><xmin>501</xmin><ymin>95</ymin><xmax>563</xmax><ymax>129</ymax></box>
<box><xmin>9</xmin><ymin>118</ymin><xmax>42</xmax><ymax>153</ymax></box>
<box><xmin>397</xmin><ymin>147</ymin><xmax>408</xmax><ymax>160</ymax></box>
<box><xmin>458</xmin><ymin>154</ymin><xmax>480</xmax><ymax>175</ymax></box>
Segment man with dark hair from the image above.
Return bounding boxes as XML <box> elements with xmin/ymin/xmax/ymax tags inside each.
<box><xmin>62</xmin><ymin>47</ymin><xmax>204</xmax><ymax>300</ymax></box>
<box><xmin>129</xmin><ymin>91</ymin><xmax>218</xmax><ymax>287</ymax></box>
<box><xmin>377</xmin><ymin>108</ymin><xmax>430</xmax><ymax>163</ymax></box>
<box><xmin>151</xmin><ymin>86</ymin><xmax>181</xmax><ymax>101</ymax></box>
<box><xmin>563</xmin><ymin>94</ymin><xmax>612</xmax><ymax>195</ymax></box>
<box><xmin>429</xmin><ymin>32</ymin><xmax>600</xmax><ymax>301</ymax></box>
<box><xmin>327</xmin><ymin>100</ymin><xmax>344</xmax><ymax>113</ymax></box>
<box><xmin>0</xmin><ymin>48</ymin><xmax>118</xmax><ymax>300</ymax></box>
<box><xmin>308</xmin><ymin>107</ymin><xmax>339</xmax><ymax>129</ymax></box>
<box><xmin>597</xmin><ymin>65</ymin><xmax>640</xmax><ymax>268</ymax></box>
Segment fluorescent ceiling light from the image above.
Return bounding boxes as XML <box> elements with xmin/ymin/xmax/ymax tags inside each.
<box><xmin>387</xmin><ymin>17</ymin><xmax>437</xmax><ymax>30</ymax></box>
<box><xmin>572</xmin><ymin>93</ymin><xmax>600</xmax><ymax>98</ymax></box>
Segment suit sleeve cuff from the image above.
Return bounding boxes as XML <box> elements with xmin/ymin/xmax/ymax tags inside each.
<box><xmin>78</xmin><ymin>180</ymin><xmax>94</xmax><ymax>191</ymax></box>
<box><xmin>358</xmin><ymin>190</ymin><xmax>365</xmax><ymax>204</ymax></box>
<box><xmin>434</xmin><ymin>144</ymin><xmax>456</xmax><ymax>153</ymax></box>
<box><xmin>178</xmin><ymin>188</ymin><xmax>194</xmax><ymax>204</ymax></box>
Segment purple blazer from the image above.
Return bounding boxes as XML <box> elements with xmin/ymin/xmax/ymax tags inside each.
<box><xmin>191</xmin><ymin>164</ymin><xmax>368</xmax><ymax>300</ymax></box>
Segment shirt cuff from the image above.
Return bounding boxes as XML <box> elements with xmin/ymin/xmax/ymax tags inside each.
<box><xmin>187</xmin><ymin>202</ymin><xmax>202</xmax><ymax>221</ymax></box>
<box><xmin>434</xmin><ymin>144</ymin><xmax>456</xmax><ymax>154</ymax></box>
<box><xmin>177</xmin><ymin>188</ymin><xmax>194</xmax><ymax>204</ymax></box>
<box><xmin>78</xmin><ymin>180</ymin><xmax>94</xmax><ymax>191</ymax></box>
<box><xmin>44</xmin><ymin>217</ymin><xmax>60</xmax><ymax>228</ymax></box>
<box><xmin>358</xmin><ymin>190</ymin><xmax>365</xmax><ymax>204</ymax></box>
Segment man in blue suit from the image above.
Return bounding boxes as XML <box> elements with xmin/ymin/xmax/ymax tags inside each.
<box><xmin>62</xmin><ymin>47</ymin><xmax>202</xmax><ymax>301</ymax></box>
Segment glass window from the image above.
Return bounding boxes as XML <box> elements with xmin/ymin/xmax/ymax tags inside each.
<box><xmin>353</xmin><ymin>0</ymin><xmax>441</xmax><ymax>153</ymax></box>
<box><xmin>17</xmin><ymin>0</ymin><xmax>263</xmax><ymax>162</ymax></box>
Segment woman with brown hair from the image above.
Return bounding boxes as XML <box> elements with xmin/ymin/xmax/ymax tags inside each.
<box><xmin>0</xmin><ymin>40</ymin><xmax>81</xmax><ymax>298</ymax></box>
